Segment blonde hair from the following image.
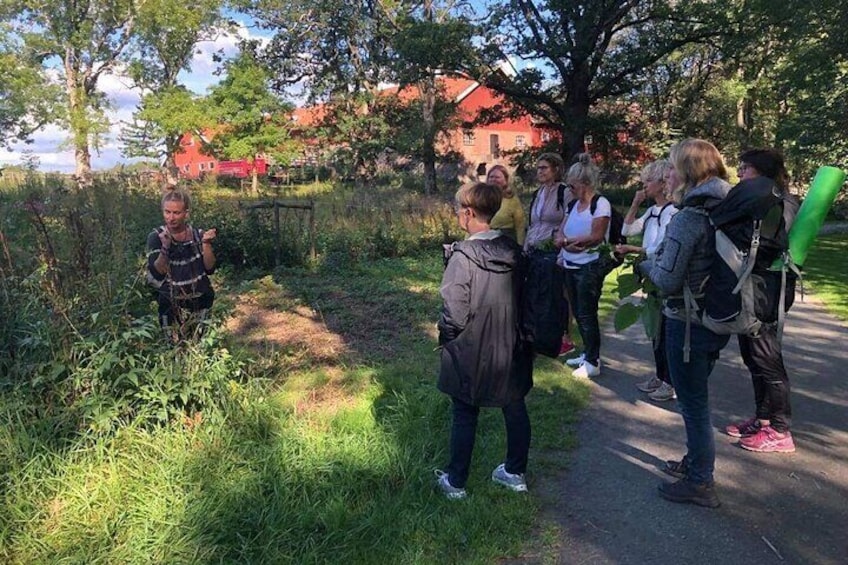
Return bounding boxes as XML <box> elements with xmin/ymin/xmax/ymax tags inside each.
<box><xmin>565</xmin><ymin>152</ymin><xmax>601</xmax><ymax>189</ymax></box>
<box><xmin>669</xmin><ymin>139</ymin><xmax>728</xmax><ymax>200</ymax></box>
<box><xmin>537</xmin><ymin>152</ymin><xmax>565</xmax><ymax>182</ymax></box>
<box><xmin>486</xmin><ymin>164</ymin><xmax>513</xmax><ymax>197</ymax></box>
<box><xmin>161</xmin><ymin>187</ymin><xmax>192</xmax><ymax>211</ymax></box>
<box><xmin>640</xmin><ymin>159</ymin><xmax>671</xmax><ymax>183</ymax></box>
<box><xmin>455</xmin><ymin>182</ymin><xmax>502</xmax><ymax>223</ymax></box>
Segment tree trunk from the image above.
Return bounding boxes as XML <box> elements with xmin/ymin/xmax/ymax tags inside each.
<box><xmin>252</xmin><ymin>167</ymin><xmax>259</xmax><ymax>192</ymax></box>
<box><xmin>65</xmin><ymin>53</ymin><xmax>93</xmax><ymax>189</ymax></box>
<box><xmin>421</xmin><ymin>75</ymin><xmax>438</xmax><ymax>195</ymax></box>
<box><xmin>164</xmin><ymin>135</ymin><xmax>181</xmax><ymax>185</ymax></box>
<box><xmin>420</xmin><ymin>0</ymin><xmax>437</xmax><ymax>196</ymax></box>
<box><xmin>561</xmin><ymin>74</ymin><xmax>592</xmax><ymax>163</ymax></box>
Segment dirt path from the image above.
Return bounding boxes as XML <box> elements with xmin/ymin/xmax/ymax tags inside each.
<box><xmin>532</xmin><ymin>295</ymin><xmax>848</xmax><ymax>564</ymax></box>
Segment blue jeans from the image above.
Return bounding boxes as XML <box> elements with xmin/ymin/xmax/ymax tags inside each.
<box><xmin>665</xmin><ymin>319</ymin><xmax>730</xmax><ymax>484</ymax></box>
<box><xmin>564</xmin><ymin>261</ymin><xmax>604</xmax><ymax>364</ymax></box>
<box><xmin>446</xmin><ymin>396</ymin><xmax>531</xmax><ymax>488</ymax></box>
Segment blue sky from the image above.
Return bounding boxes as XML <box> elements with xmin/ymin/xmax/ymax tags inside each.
<box><xmin>0</xmin><ymin>15</ymin><xmax>271</xmax><ymax>173</ymax></box>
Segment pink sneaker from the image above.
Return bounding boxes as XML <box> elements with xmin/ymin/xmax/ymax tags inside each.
<box><xmin>558</xmin><ymin>337</ymin><xmax>575</xmax><ymax>356</ymax></box>
<box><xmin>739</xmin><ymin>426</ymin><xmax>796</xmax><ymax>453</ymax></box>
<box><xmin>725</xmin><ymin>417</ymin><xmax>760</xmax><ymax>438</ymax></box>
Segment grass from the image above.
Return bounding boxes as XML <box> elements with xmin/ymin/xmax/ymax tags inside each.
<box><xmin>799</xmin><ymin>233</ymin><xmax>848</xmax><ymax>321</ymax></box>
<box><xmin>0</xmin><ymin>252</ymin><xmax>591</xmax><ymax>564</ymax></box>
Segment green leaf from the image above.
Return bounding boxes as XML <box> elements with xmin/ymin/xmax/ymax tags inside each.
<box><xmin>614</xmin><ymin>302</ymin><xmax>643</xmax><ymax>332</ymax></box>
<box><xmin>640</xmin><ymin>298</ymin><xmax>663</xmax><ymax>340</ymax></box>
<box><xmin>616</xmin><ymin>272</ymin><xmax>642</xmax><ymax>299</ymax></box>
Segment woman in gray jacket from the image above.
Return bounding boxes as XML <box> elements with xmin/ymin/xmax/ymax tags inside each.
<box><xmin>648</xmin><ymin>139</ymin><xmax>732</xmax><ymax>508</ymax></box>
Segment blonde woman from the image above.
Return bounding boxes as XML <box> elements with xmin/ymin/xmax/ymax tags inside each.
<box><xmin>617</xmin><ymin>160</ymin><xmax>678</xmax><ymax>401</ymax></box>
<box><xmin>554</xmin><ymin>153</ymin><xmax>610</xmax><ymax>378</ymax></box>
<box><xmin>487</xmin><ymin>165</ymin><xmax>526</xmax><ymax>245</ymax></box>
<box><xmin>647</xmin><ymin>138</ymin><xmax>731</xmax><ymax>508</ymax></box>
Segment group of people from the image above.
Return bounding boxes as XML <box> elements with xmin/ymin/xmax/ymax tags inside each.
<box><xmin>434</xmin><ymin>140</ymin><xmax>797</xmax><ymax>508</ymax></box>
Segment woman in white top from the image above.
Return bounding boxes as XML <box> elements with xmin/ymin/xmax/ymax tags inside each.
<box><xmin>618</xmin><ymin>160</ymin><xmax>677</xmax><ymax>258</ymax></box>
<box><xmin>554</xmin><ymin>153</ymin><xmax>610</xmax><ymax>378</ymax></box>
<box><xmin>617</xmin><ymin>160</ymin><xmax>678</xmax><ymax>401</ymax></box>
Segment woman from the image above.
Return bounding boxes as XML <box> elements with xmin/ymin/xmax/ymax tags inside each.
<box><xmin>147</xmin><ymin>187</ymin><xmax>217</xmax><ymax>343</ymax></box>
<box><xmin>555</xmin><ymin>153</ymin><xmax>610</xmax><ymax>379</ymax></box>
<box><xmin>718</xmin><ymin>149</ymin><xmax>799</xmax><ymax>453</ymax></box>
<box><xmin>617</xmin><ymin>160</ymin><xmax>678</xmax><ymax>401</ymax></box>
<box><xmin>647</xmin><ymin>139</ymin><xmax>731</xmax><ymax>508</ymax></box>
<box><xmin>488</xmin><ymin>165</ymin><xmax>526</xmax><ymax>246</ymax></box>
<box><xmin>525</xmin><ymin>153</ymin><xmax>572</xmax><ymax>251</ymax></box>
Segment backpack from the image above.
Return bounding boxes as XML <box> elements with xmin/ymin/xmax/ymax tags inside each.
<box><xmin>519</xmin><ymin>250</ymin><xmax>568</xmax><ymax>358</ymax></box>
<box><xmin>528</xmin><ymin>182</ymin><xmax>570</xmax><ymax>220</ymax></box>
<box><xmin>565</xmin><ymin>194</ymin><xmax>627</xmax><ymax>246</ymax></box>
<box><xmin>695</xmin><ymin>178</ymin><xmax>799</xmax><ymax>338</ymax></box>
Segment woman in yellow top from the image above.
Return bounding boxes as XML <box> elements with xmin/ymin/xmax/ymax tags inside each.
<box><xmin>487</xmin><ymin>165</ymin><xmax>526</xmax><ymax>246</ymax></box>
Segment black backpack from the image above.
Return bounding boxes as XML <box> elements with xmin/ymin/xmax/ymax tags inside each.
<box><xmin>566</xmin><ymin>194</ymin><xmax>627</xmax><ymax>246</ymax></box>
<box><xmin>518</xmin><ymin>250</ymin><xmax>568</xmax><ymax>358</ymax></box>
<box><xmin>698</xmin><ymin>177</ymin><xmax>799</xmax><ymax>337</ymax></box>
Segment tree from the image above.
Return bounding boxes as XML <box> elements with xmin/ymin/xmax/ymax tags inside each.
<box><xmin>468</xmin><ymin>0</ymin><xmax>727</xmax><ymax>162</ymax></box>
<box><xmin>385</xmin><ymin>1</ymin><xmax>476</xmax><ymax>193</ymax></box>
<box><xmin>0</xmin><ymin>28</ymin><xmax>60</xmax><ymax>147</ymax></box>
<box><xmin>208</xmin><ymin>49</ymin><xmax>299</xmax><ymax>192</ymax></box>
<box><xmin>5</xmin><ymin>0</ymin><xmax>146</xmax><ymax>187</ymax></box>
<box><xmin>120</xmin><ymin>87</ymin><xmax>211</xmax><ymax>179</ymax></box>
<box><xmin>121</xmin><ymin>0</ymin><xmax>223</xmax><ymax>182</ymax></box>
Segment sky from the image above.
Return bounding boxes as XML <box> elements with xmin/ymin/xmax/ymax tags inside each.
<box><xmin>0</xmin><ymin>16</ymin><xmax>270</xmax><ymax>173</ymax></box>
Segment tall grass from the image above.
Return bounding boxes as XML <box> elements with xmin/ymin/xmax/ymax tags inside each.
<box><xmin>1</xmin><ymin>175</ymin><xmax>591</xmax><ymax>563</ymax></box>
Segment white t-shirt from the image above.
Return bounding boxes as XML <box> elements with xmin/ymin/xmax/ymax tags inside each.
<box><xmin>559</xmin><ymin>196</ymin><xmax>611</xmax><ymax>268</ymax></box>
<box><xmin>621</xmin><ymin>203</ymin><xmax>678</xmax><ymax>257</ymax></box>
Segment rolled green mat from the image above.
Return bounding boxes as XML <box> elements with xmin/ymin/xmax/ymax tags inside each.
<box><xmin>785</xmin><ymin>166</ymin><xmax>846</xmax><ymax>268</ymax></box>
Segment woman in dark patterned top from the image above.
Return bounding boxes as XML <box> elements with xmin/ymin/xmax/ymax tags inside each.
<box><xmin>147</xmin><ymin>188</ymin><xmax>217</xmax><ymax>341</ymax></box>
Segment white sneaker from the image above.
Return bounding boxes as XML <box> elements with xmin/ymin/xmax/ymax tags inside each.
<box><xmin>572</xmin><ymin>359</ymin><xmax>601</xmax><ymax>378</ymax></box>
<box><xmin>565</xmin><ymin>353</ymin><xmax>585</xmax><ymax>368</ymax></box>
<box><xmin>648</xmin><ymin>381</ymin><xmax>676</xmax><ymax>401</ymax></box>
<box><xmin>491</xmin><ymin>463</ymin><xmax>528</xmax><ymax>492</ymax></box>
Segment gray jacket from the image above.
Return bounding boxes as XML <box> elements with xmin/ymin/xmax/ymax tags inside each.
<box><xmin>438</xmin><ymin>231</ymin><xmax>532</xmax><ymax>407</ymax></box>
<box><xmin>647</xmin><ymin>177</ymin><xmax>732</xmax><ymax>323</ymax></box>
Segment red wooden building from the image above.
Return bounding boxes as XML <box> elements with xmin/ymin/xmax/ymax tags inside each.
<box><xmin>174</xmin><ymin>76</ymin><xmax>553</xmax><ymax>180</ymax></box>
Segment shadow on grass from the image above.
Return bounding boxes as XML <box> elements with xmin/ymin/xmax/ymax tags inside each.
<box><xmin>160</xmin><ymin>252</ymin><xmax>590</xmax><ymax>563</ymax></box>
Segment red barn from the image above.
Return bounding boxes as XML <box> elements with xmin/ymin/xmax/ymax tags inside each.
<box><xmin>174</xmin><ymin>75</ymin><xmax>553</xmax><ymax>180</ymax></box>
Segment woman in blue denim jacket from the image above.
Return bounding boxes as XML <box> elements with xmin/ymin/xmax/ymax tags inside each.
<box><xmin>647</xmin><ymin>138</ymin><xmax>732</xmax><ymax>508</ymax></box>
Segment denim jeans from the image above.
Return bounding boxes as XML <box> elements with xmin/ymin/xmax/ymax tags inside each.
<box><xmin>665</xmin><ymin>319</ymin><xmax>730</xmax><ymax>484</ymax></box>
<box><xmin>564</xmin><ymin>260</ymin><xmax>604</xmax><ymax>365</ymax></box>
<box><xmin>738</xmin><ymin>323</ymin><xmax>792</xmax><ymax>432</ymax></box>
<box><xmin>446</xmin><ymin>396</ymin><xmax>531</xmax><ymax>488</ymax></box>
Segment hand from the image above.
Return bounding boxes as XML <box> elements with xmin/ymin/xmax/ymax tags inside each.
<box><xmin>201</xmin><ymin>228</ymin><xmax>217</xmax><ymax>243</ymax></box>
<box><xmin>632</xmin><ymin>189</ymin><xmax>646</xmax><ymax>207</ymax></box>
<box><xmin>158</xmin><ymin>228</ymin><xmax>172</xmax><ymax>250</ymax></box>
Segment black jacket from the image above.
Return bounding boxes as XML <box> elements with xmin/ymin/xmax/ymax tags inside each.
<box><xmin>438</xmin><ymin>234</ymin><xmax>532</xmax><ymax>407</ymax></box>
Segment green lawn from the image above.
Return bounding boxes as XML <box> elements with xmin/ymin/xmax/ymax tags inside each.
<box><xmin>800</xmin><ymin>233</ymin><xmax>848</xmax><ymax>321</ymax></box>
<box><xmin>0</xmin><ymin>253</ymin><xmax>590</xmax><ymax>564</ymax></box>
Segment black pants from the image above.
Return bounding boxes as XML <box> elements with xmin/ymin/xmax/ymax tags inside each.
<box><xmin>738</xmin><ymin>322</ymin><xmax>792</xmax><ymax>432</ymax></box>
<box><xmin>446</xmin><ymin>396</ymin><xmax>531</xmax><ymax>488</ymax></box>
<box><xmin>654</xmin><ymin>314</ymin><xmax>671</xmax><ymax>384</ymax></box>
<box><xmin>157</xmin><ymin>290</ymin><xmax>215</xmax><ymax>328</ymax></box>
<box><xmin>564</xmin><ymin>261</ymin><xmax>604</xmax><ymax>365</ymax></box>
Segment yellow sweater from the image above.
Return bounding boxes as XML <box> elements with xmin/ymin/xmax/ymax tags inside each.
<box><xmin>490</xmin><ymin>195</ymin><xmax>527</xmax><ymax>246</ymax></box>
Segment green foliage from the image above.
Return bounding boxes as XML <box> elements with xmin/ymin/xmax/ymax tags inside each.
<box><xmin>0</xmin><ymin>177</ymin><xmax>254</xmax><ymax>436</ymax></box>
<box><xmin>611</xmin><ymin>259</ymin><xmax>663</xmax><ymax>339</ymax></box>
